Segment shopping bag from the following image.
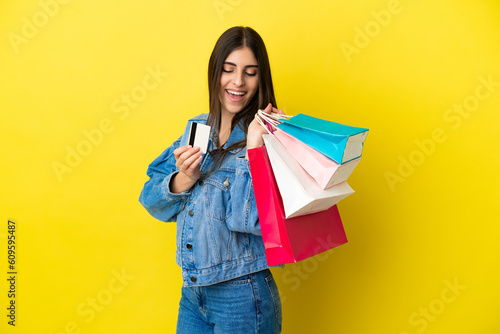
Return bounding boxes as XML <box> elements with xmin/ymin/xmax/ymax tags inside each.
<box><xmin>277</xmin><ymin>114</ymin><xmax>369</xmax><ymax>164</ymax></box>
<box><xmin>263</xmin><ymin>134</ymin><xmax>354</xmax><ymax>218</ymax></box>
<box><xmin>248</xmin><ymin>145</ymin><xmax>348</xmax><ymax>266</ymax></box>
<box><xmin>274</xmin><ymin>129</ymin><xmax>361</xmax><ymax>189</ymax></box>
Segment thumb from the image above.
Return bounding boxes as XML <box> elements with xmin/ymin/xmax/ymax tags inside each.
<box><xmin>262</xmin><ymin>102</ymin><xmax>273</xmax><ymax>114</ymax></box>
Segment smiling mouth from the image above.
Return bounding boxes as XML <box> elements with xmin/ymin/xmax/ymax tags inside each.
<box><xmin>226</xmin><ymin>89</ymin><xmax>246</xmax><ymax>96</ymax></box>
<box><xmin>226</xmin><ymin>89</ymin><xmax>247</xmax><ymax>101</ymax></box>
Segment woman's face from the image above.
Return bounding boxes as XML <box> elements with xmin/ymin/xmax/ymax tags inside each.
<box><xmin>218</xmin><ymin>46</ymin><xmax>259</xmax><ymax>119</ymax></box>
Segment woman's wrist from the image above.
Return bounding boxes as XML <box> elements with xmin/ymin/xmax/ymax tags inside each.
<box><xmin>170</xmin><ymin>172</ymin><xmax>198</xmax><ymax>193</ymax></box>
<box><xmin>245</xmin><ymin>136</ymin><xmax>264</xmax><ymax>159</ymax></box>
<box><xmin>246</xmin><ymin>137</ymin><xmax>263</xmax><ymax>150</ymax></box>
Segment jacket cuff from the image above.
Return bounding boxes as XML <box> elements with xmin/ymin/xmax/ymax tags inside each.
<box><xmin>162</xmin><ymin>172</ymin><xmax>192</xmax><ymax>199</ymax></box>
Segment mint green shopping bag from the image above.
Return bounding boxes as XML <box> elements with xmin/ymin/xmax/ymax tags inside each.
<box><xmin>277</xmin><ymin>114</ymin><xmax>369</xmax><ymax>164</ymax></box>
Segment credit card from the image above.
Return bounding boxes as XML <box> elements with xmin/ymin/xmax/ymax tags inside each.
<box><xmin>188</xmin><ymin>122</ymin><xmax>211</xmax><ymax>153</ymax></box>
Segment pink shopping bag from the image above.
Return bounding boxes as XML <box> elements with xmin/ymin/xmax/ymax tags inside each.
<box><xmin>248</xmin><ymin>145</ymin><xmax>348</xmax><ymax>266</ymax></box>
<box><xmin>274</xmin><ymin>129</ymin><xmax>361</xmax><ymax>189</ymax></box>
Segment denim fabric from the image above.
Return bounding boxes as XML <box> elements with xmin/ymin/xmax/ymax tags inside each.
<box><xmin>176</xmin><ymin>269</ymin><xmax>282</xmax><ymax>334</ymax></box>
<box><xmin>139</xmin><ymin>114</ymin><xmax>273</xmax><ymax>287</ymax></box>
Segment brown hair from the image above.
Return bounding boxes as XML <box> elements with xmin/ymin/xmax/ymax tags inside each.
<box><xmin>207</xmin><ymin>26</ymin><xmax>277</xmax><ymax>168</ymax></box>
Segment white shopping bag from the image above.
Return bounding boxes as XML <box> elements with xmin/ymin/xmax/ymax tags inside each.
<box><xmin>262</xmin><ymin>134</ymin><xmax>354</xmax><ymax>219</ymax></box>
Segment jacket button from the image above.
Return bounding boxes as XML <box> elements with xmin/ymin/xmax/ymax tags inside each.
<box><xmin>188</xmin><ymin>210</ymin><xmax>194</xmax><ymax>216</ymax></box>
<box><xmin>190</xmin><ymin>277</ymin><xmax>197</xmax><ymax>283</ymax></box>
<box><xmin>186</xmin><ymin>244</ymin><xmax>192</xmax><ymax>249</ymax></box>
<box><xmin>198</xmin><ymin>180</ymin><xmax>204</xmax><ymax>186</ymax></box>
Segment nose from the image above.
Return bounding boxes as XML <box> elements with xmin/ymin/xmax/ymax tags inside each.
<box><xmin>232</xmin><ymin>70</ymin><xmax>244</xmax><ymax>87</ymax></box>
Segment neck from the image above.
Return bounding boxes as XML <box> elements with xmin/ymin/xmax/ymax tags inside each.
<box><xmin>219</xmin><ymin>111</ymin><xmax>234</xmax><ymax>147</ymax></box>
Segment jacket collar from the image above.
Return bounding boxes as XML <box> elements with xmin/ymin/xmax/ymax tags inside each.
<box><xmin>209</xmin><ymin>120</ymin><xmax>247</xmax><ymax>153</ymax></box>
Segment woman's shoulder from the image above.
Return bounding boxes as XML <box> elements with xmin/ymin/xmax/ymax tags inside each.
<box><xmin>181</xmin><ymin>113</ymin><xmax>209</xmax><ymax>135</ymax></box>
<box><xmin>187</xmin><ymin>113</ymin><xmax>209</xmax><ymax>123</ymax></box>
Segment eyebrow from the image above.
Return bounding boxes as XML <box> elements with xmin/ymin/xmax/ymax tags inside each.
<box><xmin>223</xmin><ymin>62</ymin><xmax>258</xmax><ymax>68</ymax></box>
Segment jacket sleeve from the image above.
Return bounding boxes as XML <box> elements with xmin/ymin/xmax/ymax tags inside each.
<box><xmin>225</xmin><ymin>154</ymin><xmax>262</xmax><ymax>236</ymax></box>
<box><xmin>138</xmin><ymin>136</ymin><xmax>192</xmax><ymax>222</ymax></box>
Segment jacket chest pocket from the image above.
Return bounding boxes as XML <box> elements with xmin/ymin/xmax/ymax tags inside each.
<box><xmin>204</xmin><ymin>169</ymin><xmax>235</xmax><ymax>221</ymax></box>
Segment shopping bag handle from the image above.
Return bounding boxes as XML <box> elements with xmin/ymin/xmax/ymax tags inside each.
<box><xmin>256</xmin><ymin>114</ymin><xmax>274</xmax><ymax>135</ymax></box>
<box><xmin>256</xmin><ymin>109</ymin><xmax>292</xmax><ymax>134</ymax></box>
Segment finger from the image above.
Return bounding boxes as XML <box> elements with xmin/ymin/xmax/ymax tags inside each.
<box><xmin>174</xmin><ymin>145</ymin><xmax>192</xmax><ymax>160</ymax></box>
<box><xmin>187</xmin><ymin>155</ymin><xmax>202</xmax><ymax>172</ymax></box>
<box><xmin>180</xmin><ymin>147</ymin><xmax>201</xmax><ymax>166</ymax></box>
<box><xmin>180</xmin><ymin>151</ymin><xmax>202</xmax><ymax>172</ymax></box>
<box><xmin>179</xmin><ymin>146</ymin><xmax>200</xmax><ymax>161</ymax></box>
<box><xmin>271</xmin><ymin>106</ymin><xmax>284</xmax><ymax>115</ymax></box>
<box><xmin>175</xmin><ymin>146</ymin><xmax>198</xmax><ymax>168</ymax></box>
<box><xmin>262</xmin><ymin>103</ymin><xmax>273</xmax><ymax>114</ymax></box>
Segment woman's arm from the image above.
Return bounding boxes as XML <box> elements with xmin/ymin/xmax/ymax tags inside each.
<box><xmin>139</xmin><ymin>139</ymin><xmax>196</xmax><ymax>222</ymax></box>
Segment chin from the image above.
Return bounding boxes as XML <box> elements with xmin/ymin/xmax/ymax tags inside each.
<box><xmin>221</xmin><ymin>100</ymin><xmax>247</xmax><ymax>116</ymax></box>
<box><xmin>227</xmin><ymin>106</ymin><xmax>245</xmax><ymax>114</ymax></box>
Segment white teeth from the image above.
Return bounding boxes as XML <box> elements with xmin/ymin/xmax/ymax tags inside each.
<box><xmin>227</xmin><ymin>90</ymin><xmax>245</xmax><ymax>96</ymax></box>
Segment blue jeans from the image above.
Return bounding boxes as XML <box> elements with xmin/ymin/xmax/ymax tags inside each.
<box><xmin>176</xmin><ymin>269</ymin><xmax>282</xmax><ymax>334</ymax></box>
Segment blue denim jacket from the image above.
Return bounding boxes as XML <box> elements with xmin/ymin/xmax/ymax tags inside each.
<box><xmin>139</xmin><ymin>114</ymin><xmax>271</xmax><ymax>287</ymax></box>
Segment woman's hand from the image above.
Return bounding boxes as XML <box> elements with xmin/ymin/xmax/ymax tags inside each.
<box><xmin>246</xmin><ymin>103</ymin><xmax>285</xmax><ymax>157</ymax></box>
<box><xmin>170</xmin><ymin>145</ymin><xmax>202</xmax><ymax>193</ymax></box>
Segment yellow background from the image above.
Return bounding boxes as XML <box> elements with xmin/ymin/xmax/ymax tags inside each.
<box><xmin>1</xmin><ymin>0</ymin><xmax>499</xmax><ymax>333</ymax></box>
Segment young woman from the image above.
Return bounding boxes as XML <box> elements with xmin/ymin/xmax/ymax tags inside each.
<box><xmin>139</xmin><ymin>26</ymin><xmax>283</xmax><ymax>333</ymax></box>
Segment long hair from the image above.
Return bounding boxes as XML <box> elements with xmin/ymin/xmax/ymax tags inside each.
<box><xmin>207</xmin><ymin>26</ymin><xmax>277</xmax><ymax>168</ymax></box>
